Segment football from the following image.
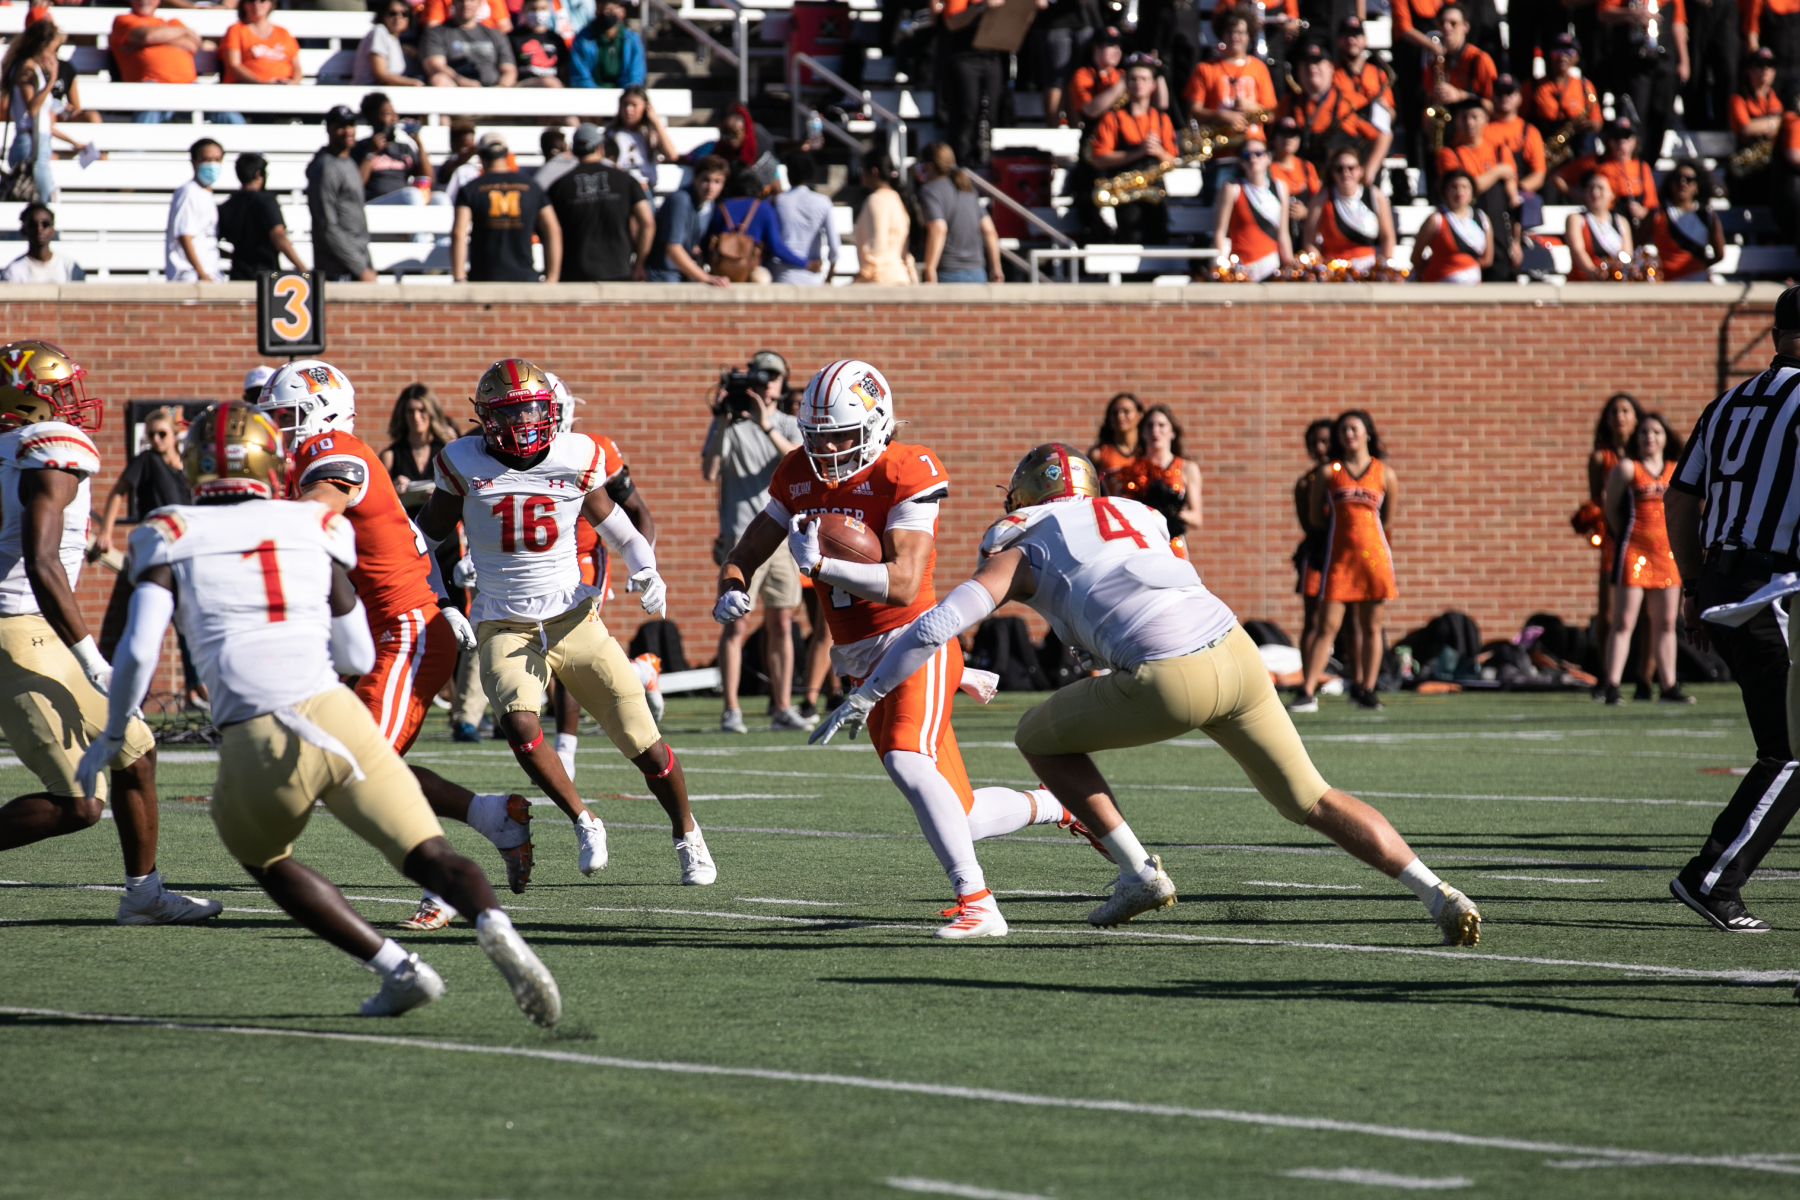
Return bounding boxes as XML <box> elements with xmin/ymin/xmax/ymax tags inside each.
<box><xmin>815</xmin><ymin>512</ymin><xmax>884</xmax><ymax>564</ymax></box>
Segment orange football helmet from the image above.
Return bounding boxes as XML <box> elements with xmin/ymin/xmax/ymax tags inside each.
<box><xmin>0</xmin><ymin>340</ymin><xmax>102</xmax><ymax>431</ymax></box>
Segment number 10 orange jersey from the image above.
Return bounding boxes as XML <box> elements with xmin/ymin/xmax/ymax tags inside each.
<box><xmin>291</xmin><ymin>430</ymin><xmax>441</xmax><ymax>630</ymax></box>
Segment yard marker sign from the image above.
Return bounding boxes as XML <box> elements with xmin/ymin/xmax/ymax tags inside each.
<box><xmin>256</xmin><ymin>270</ymin><xmax>325</xmax><ymax>358</ymax></box>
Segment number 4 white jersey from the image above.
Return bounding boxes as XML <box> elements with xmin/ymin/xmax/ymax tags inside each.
<box><xmin>129</xmin><ymin>499</ymin><xmax>358</xmax><ymax>726</ymax></box>
<box><xmin>980</xmin><ymin>495</ymin><xmax>1236</xmax><ymax>671</ymax></box>
<box><xmin>433</xmin><ymin>432</ymin><xmax>609</xmax><ymax>623</ymax></box>
<box><xmin>0</xmin><ymin>420</ymin><xmax>101</xmax><ymax>617</ymax></box>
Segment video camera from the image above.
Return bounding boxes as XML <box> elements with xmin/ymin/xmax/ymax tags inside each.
<box><xmin>714</xmin><ymin>365</ymin><xmax>775</xmax><ymax>421</ymax></box>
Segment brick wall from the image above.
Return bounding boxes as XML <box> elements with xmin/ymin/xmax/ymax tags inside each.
<box><xmin>3</xmin><ymin>283</ymin><xmax>1777</xmax><ymax>665</ymax></box>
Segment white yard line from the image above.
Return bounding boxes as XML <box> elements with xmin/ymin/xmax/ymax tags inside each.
<box><xmin>1281</xmin><ymin>1167</ymin><xmax>1472</xmax><ymax>1189</ymax></box>
<box><xmin>1244</xmin><ymin>881</ymin><xmax>1364</xmax><ymax>890</ymax></box>
<box><xmin>1</xmin><ymin>1004</ymin><xmax>1794</xmax><ymax>1177</ymax></box>
<box><xmin>736</xmin><ymin>897</ymin><xmax>852</xmax><ymax>907</ymax></box>
<box><xmin>1479</xmin><ymin>875</ymin><xmax>1604</xmax><ymax>884</ymax></box>
<box><xmin>885</xmin><ymin>1177</ymin><xmax>1050</xmax><ymax>1199</ymax></box>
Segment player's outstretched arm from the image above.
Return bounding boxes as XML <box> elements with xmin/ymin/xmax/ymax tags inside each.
<box><xmin>714</xmin><ymin>511</ymin><xmax>785</xmax><ymax>624</ymax></box>
<box><xmin>77</xmin><ymin>565</ymin><xmax>176</xmax><ymax>796</ymax></box>
<box><xmin>415</xmin><ymin>486</ymin><xmax>465</xmax><ymax>545</ymax></box>
<box><xmin>811</xmin><ymin>549</ymin><xmax>1032</xmax><ymax>745</ymax></box>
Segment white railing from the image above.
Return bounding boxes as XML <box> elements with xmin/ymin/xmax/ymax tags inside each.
<box><xmin>641</xmin><ymin>0</ymin><xmax>756</xmax><ymax>104</ymax></box>
<box><xmin>788</xmin><ymin>52</ymin><xmax>903</xmax><ymax>168</ymax></box>
<box><xmin>1027</xmin><ymin>246</ymin><xmax>1217</xmax><ymax>284</ymax></box>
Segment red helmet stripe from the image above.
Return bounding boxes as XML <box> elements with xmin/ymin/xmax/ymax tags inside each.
<box><xmin>215</xmin><ymin>404</ymin><xmax>230</xmax><ymax>477</ymax></box>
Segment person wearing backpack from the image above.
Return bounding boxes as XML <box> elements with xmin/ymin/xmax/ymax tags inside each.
<box><xmin>645</xmin><ymin>154</ymin><xmax>730</xmax><ymax>285</ymax></box>
<box><xmin>703</xmin><ymin>166</ymin><xmax>813</xmax><ymax>284</ymax></box>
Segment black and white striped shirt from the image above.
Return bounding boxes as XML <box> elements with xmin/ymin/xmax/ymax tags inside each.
<box><xmin>1672</xmin><ymin>355</ymin><xmax>1800</xmax><ymax>554</ymax></box>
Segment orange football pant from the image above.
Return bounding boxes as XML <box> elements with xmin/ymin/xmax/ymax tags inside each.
<box><xmin>865</xmin><ymin>637</ymin><xmax>977</xmax><ymax>813</ymax></box>
<box><xmin>354</xmin><ymin>606</ymin><xmax>461</xmax><ymax>755</ymax></box>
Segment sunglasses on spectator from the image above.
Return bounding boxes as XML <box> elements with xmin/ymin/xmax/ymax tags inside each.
<box><xmin>1242</xmin><ymin>148</ymin><xmax>1268</xmax><ymax>158</ymax></box>
<box><xmin>25</xmin><ymin>216</ymin><xmax>53</xmax><ymax>227</ymax></box>
<box><xmin>1675</xmin><ymin>173</ymin><xmax>1699</xmax><ymax>184</ymax></box>
<box><xmin>383</xmin><ymin>6</ymin><xmax>410</xmax><ymax>16</ymax></box>
<box><xmin>1332</xmin><ymin>163</ymin><xmax>1359</xmax><ymax>173</ymax></box>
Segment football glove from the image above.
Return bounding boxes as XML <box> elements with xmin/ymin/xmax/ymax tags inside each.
<box><xmin>712</xmin><ymin>588</ymin><xmax>753</xmax><ymax>625</ymax></box>
<box><xmin>787</xmin><ymin>513</ymin><xmax>822</xmax><ymax>575</ymax></box>
<box><xmin>76</xmin><ymin>730</ymin><xmax>125</xmax><ymax>799</ymax></box>
<box><xmin>452</xmin><ymin>556</ymin><xmax>478</xmax><ymax>589</ymax></box>
<box><xmin>70</xmin><ymin>636</ymin><xmax>111</xmax><ymax>697</ymax></box>
<box><xmin>440</xmin><ymin>604</ymin><xmax>478</xmax><ymax>651</ymax></box>
<box><xmin>808</xmin><ymin>689</ymin><xmax>876</xmax><ymax>746</ymax></box>
<box><xmin>631</xmin><ymin>568</ymin><xmax>666</xmax><ymax>617</ymax></box>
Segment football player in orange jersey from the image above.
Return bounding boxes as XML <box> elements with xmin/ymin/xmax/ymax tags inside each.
<box><xmin>717</xmin><ymin>360</ymin><xmax>1104</xmax><ymax>940</ymax></box>
<box><xmin>255</xmin><ymin>361</ymin><xmax>537</xmax><ymax>933</ymax></box>
<box><xmin>545</xmin><ymin>378</ymin><xmax>664</xmax><ymax>783</ymax></box>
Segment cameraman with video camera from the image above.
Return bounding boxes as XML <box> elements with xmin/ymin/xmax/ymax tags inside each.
<box><xmin>703</xmin><ymin>350</ymin><xmax>813</xmax><ymax>734</ymax></box>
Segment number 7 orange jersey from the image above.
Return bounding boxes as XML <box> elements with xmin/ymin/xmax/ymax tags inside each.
<box><xmin>291</xmin><ymin>429</ymin><xmax>440</xmax><ymax>629</ymax></box>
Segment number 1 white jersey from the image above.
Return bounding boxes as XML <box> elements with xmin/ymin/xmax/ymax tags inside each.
<box><xmin>980</xmin><ymin>495</ymin><xmax>1236</xmax><ymax>671</ymax></box>
<box><xmin>129</xmin><ymin>499</ymin><xmax>358</xmax><ymax>726</ymax></box>
<box><xmin>0</xmin><ymin>421</ymin><xmax>101</xmax><ymax>617</ymax></box>
<box><xmin>433</xmin><ymin>432</ymin><xmax>609</xmax><ymax>623</ymax></box>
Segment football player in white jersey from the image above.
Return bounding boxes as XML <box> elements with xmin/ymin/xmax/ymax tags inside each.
<box><xmin>419</xmin><ymin>359</ymin><xmax>715</xmax><ymax>885</ymax></box>
<box><xmin>816</xmin><ymin>444</ymin><xmax>1482</xmax><ymax>946</ymax></box>
<box><xmin>81</xmin><ymin>404</ymin><xmax>561</xmax><ymax>1024</ymax></box>
<box><xmin>0</xmin><ymin>341</ymin><xmax>220</xmax><ymax>925</ymax></box>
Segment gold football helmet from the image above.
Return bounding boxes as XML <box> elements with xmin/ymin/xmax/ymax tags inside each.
<box><xmin>0</xmin><ymin>340</ymin><xmax>101</xmax><ymax>431</ymax></box>
<box><xmin>185</xmin><ymin>402</ymin><xmax>285</xmax><ymax>502</ymax></box>
<box><xmin>1004</xmin><ymin>443</ymin><xmax>1102</xmax><ymax>513</ymax></box>
<box><xmin>474</xmin><ymin>358</ymin><xmax>558</xmax><ymax>457</ymax></box>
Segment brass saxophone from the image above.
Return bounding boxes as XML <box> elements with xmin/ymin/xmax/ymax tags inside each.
<box><xmin>1729</xmin><ymin>136</ymin><xmax>1774</xmax><ymax>178</ymax></box>
<box><xmin>1093</xmin><ymin>122</ymin><xmax>1233</xmax><ymax>207</ymax></box>
<box><xmin>1543</xmin><ymin>120</ymin><xmax>1579</xmax><ymax>170</ymax></box>
<box><xmin>1422</xmin><ymin>38</ymin><xmax>1451</xmax><ymax>153</ymax></box>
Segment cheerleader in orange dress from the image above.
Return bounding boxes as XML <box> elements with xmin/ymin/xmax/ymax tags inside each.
<box><xmin>1087</xmin><ymin>392</ymin><xmax>1143</xmax><ymax>488</ymax></box>
<box><xmin>1293</xmin><ymin>417</ymin><xmax>1334</xmax><ymax>668</ymax></box>
<box><xmin>1601</xmin><ymin>412</ymin><xmax>1691</xmax><ymax>705</ymax></box>
<box><xmin>1294</xmin><ymin>409</ymin><xmax>1398</xmax><ymax>712</ymax></box>
<box><xmin>1105</xmin><ymin>403</ymin><xmax>1203</xmax><ymax>560</ymax></box>
<box><xmin>1584</xmin><ymin>392</ymin><xmax>1648</xmax><ymax>698</ymax></box>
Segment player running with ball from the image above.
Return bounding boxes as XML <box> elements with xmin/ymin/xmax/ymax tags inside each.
<box><xmin>814</xmin><ymin>444</ymin><xmax>1483</xmax><ymax>946</ymax></box>
<box><xmin>81</xmin><ymin>403</ymin><xmax>560</xmax><ymax>1023</ymax></box>
<box><xmin>418</xmin><ymin>359</ymin><xmax>714</xmax><ymax>885</ymax></box>
<box><xmin>721</xmin><ymin>362</ymin><xmax>1105</xmax><ymax>940</ymax></box>
<box><xmin>253</xmin><ymin>360</ymin><xmax>537</xmax><ymax>932</ymax></box>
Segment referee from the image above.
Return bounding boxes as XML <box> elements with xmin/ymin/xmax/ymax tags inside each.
<box><xmin>1667</xmin><ymin>284</ymin><xmax>1800</xmax><ymax>934</ymax></box>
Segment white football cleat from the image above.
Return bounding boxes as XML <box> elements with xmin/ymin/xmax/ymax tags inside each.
<box><xmin>359</xmin><ymin>954</ymin><xmax>446</xmax><ymax>1017</ymax></box>
<box><xmin>675</xmin><ymin>827</ymin><xmax>717</xmax><ymax>885</ymax></box>
<box><xmin>478</xmin><ymin>919</ymin><xmax>562</xmax><ymax>1027</ymax></box>
<box><xmin>116</xmin><ymin>886</ymin><xmax>223</xmax><ymax>926</ymax></box>
<box><xmin>399</xmin><ymin>894</ymin><xmax>455</xmax><ymax>931</ymax></box>
<box><xmin>1087</xmin><ymin>856</ymin><xmax>1178</xmax><ymax>927</ymax></box>
<box><xmin>575</xmin><ymin>811</ymin><xmax>608</xmax><ymax>875</ymax></box>
<box><xmin>933</xmin><ymin>889</ymin><xmax>1009</xmax><ymax>940</ymax></box>
<box><xmin>1434</xmin><ymin>885</ymin><xmax>1482</xmax><ymax>946</ymax></box>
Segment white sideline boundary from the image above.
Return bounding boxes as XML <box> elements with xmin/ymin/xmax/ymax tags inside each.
<box><xmin>2</xmin><ymin>1003</ymin><xmax>1796</xmax><ymax>1177</ymax></box>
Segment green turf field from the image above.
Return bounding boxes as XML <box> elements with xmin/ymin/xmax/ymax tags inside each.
<box><xmin>4</xmin><ymin>687</ymin><xmax>1800</xmax><ymax>1199</ymax></box>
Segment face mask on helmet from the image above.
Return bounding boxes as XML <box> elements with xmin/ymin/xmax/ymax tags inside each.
<box><xmin>798</xmin><ymin>361</ymin><xmax>895</xmax><ymax>486</ymax></box>
<box><xmin>0</xmin><ymin>341</ymin><xmax>102</xmax><ymax>431</ymax></box>
<box><xmin>254</xmin><ymin>360</ymin><xmax>355</xmax><ymax>443</ymax></box>
<box><xmin>482</xmin><ymin>395</ymin><xmax>556</xmax><ymax>457</ymax></box>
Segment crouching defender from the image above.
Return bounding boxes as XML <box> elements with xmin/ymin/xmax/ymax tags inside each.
<box><xmin>81</xmin><ymin>404</ymin><xmax>561</xmax><ymax>1023</ymax></box>
<box><xmin>815</xmin><ymin>444</ymin><xmax>1482</xmax><ymax>945</ymax></box>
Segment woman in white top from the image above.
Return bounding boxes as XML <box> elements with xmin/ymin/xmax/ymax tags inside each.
<box><xmin>354</xmin><ymin>0</ymin><xmax>423</xmax><ymax>87</ymax></box>
<box><xmin>605</xmin><ymin>85</ymin><xmax>676</xmax><ymax>192</ymax></box>
<box><xmin>3</xmin><ymin>22</ymin><xmax>93</xmax><ymax>203</ymax></box>
<box><xmin>1565</xmin><ymin>171</ymin><xmax>1632</xmax><ymax>281</ymax></box>
<box><xmin>852</xmin><ymin>151</ymin><xmax>915</xmax><ymax>285</ymax></box>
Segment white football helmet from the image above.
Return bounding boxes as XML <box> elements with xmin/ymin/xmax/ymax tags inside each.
<box><xmin>798</xmin><ymin>360</ymin><xmax>895</xmax><ymax>485</ymax></box>
<box><xmin>546</xmin><ymin>370</ymin><xmax>576</xmax><ymax>435</ymax></box>
<box><xmin>255</xmin><ymin>359</ymin><xmax>356</xmax><ymax>441</ymax></box>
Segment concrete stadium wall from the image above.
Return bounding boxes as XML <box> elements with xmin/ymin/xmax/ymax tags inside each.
<box><xmin>2</xmin><ymin>280</ymin><xmax>1780</xmax><ymax>666</ymax></box>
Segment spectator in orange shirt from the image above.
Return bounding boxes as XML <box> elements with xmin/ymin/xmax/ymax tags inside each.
<box><xmin>1426</xmin><ymin>5</ymin><xmax>1497</xmax><ymax>118</ymax></box>
<box><xmin>111</xmin><ymin>0</ymin><xmax>201</xmax><ymax>85</ymax></box>
<box><xmin>1088</xmin><ymin>56</ymin><xmax>1179</xmax><ymax>243</ymax></box>
<box><xmin>1436</xmin><ymin>99</ymin><xmax>1520</xmax><ymax>274</ymax></box>
<box><xmin>220</xmin><ymin>0</ymin><xmax>301</xmax><ymax>84</ymax></box>
<box><xmin>1184</xmin><ymin>7</ymin><xmax>1276</xmax><ymax>135</ymax></box>
<box><xmin>1333</xmin><ymin>17</ymin><xmax>1397</xmax><ymax>169</ymax></box>
<box><xmin>1281</xmin><ymin>40</ymin><xmax>1388</xmax><ymax>176</ymax></box>
<box><xmin>1065</xmin><ymin>27</ymin><xmax>1126</xmax><ymax>127</ymax></box>
<box><xmin>1213</xmin><ymin>135</ymin><xmax>1295</xmax><ymax>280</ymax></box>
<box><xmin>1565</xmin><ymin>170</ymin><xmax>1634</xmax><ymax>279</ymax></box>
<box><xmin>1776</xmin><ymin>108</ymin><xmax>1800</xmax><ymax>246</ymax></box>
<box><xmin>1731</xmin><ymin>48</ymin><xmax>1785</xmax><ymax>202</ymax></box>
<box><xmin>422</xmin><ymin>0</ymin><xmax>511</xmax><ymax>32</ymax></box>
<box><xmin>1390</xmin><ymin>0</ymin><xmax>1447</xmax><ymax>173</ymax></box>
<box><xmin>1268</xmin><ymin>115</ymin><xmax>1321</xmax><ymax>243</ymax></box>
<box><xmin>1649</xmin><ymin>158</ymin><xmax>1725</xmax><ymax>280</ymax></box>
<box><xmin>1743</xmin><ymin>0</ymin><xmax>1800</xmax><ymax>100</ymax></box>
<box><xmin>1410</xmin><ymin>168</ymin><xmax>1492</xmax><ymax>282</ymax></box>
<box><xmin>1302</xmin><ymin>146</ymin><xmax>1398</xmax><ymax>269</ymax></box>
<box><xmin>1527</xmin><ymin>34</ymin><xmax>1601</xmax><ymax>160</ymax></box>
<box><xmin>1485</xmin><ymin>74</ymin><xmax>1546</xmax><ymax>223</ymax></box>
<box><xmin>1598</xmin><ymin>0</ymin><xmax>1687</xmax><ymax>165</ymax></box>
<box><xmin>1552</xmin><ymin>116</ymin><xmax>1659</xmax><ymax>229</ymax></box>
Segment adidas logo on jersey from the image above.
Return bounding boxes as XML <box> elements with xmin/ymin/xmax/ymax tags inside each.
<box><xmin>852</xmin><ymin>482</ymin><xmax>874</xmax><ymax>496</ymax></box>
<box><xmin>378</xmin><ymin>630</ymin><xmax>396</xmax><ymax>643</ymax></box>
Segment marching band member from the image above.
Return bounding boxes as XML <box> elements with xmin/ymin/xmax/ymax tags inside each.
<box><xmin>1213</xmin><ymin>135</ymin><xmax>1294</xmax><ymax>280</ymax></box>
<box><xmin>1649</xmin><ymin>158</ymin><xmax>1725</xmax><ymax>280</ymax></box>
<box><xmin>1184</xmin><ymin>6</ymin><xmax>1276</xmax><ymax>138</ymax></box>
<box><xmin>1087</xmin><ymin>55</ymin><xmax>1179</xmax><ymax>244</ymax></box>
<box><xmin>1302</xmin><ymin>146</ymin><xmax>1398</xmax><ymax>269</ymax></box>
<box><xmin>1409</xmin><ymin>168</ymin><xmax>1492</xmax><ymax>282</ymax></box>
<box><xmin>1565</xmin><ymin>170</ymin><xmax>1635</xmax><ymax>279</ymax></box>
<box><xmin>1528</xmin><ymin>33</ymin><xmax>1603</xmax><ymax>146</ymax></box>
<box><xmin>1267</xmin><ymin>116</ymin><xmax>1321</xmax><ymax>246</ymax></box>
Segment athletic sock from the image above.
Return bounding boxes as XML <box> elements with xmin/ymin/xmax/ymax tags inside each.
<box><xmin>884</xmin><ymin>750</ymin><xmax>987</xmax><ymax>897</ymax></box>
<box><xmin>366</xmin><ymin>938</ymin><xmax>409</xmax><ymax>978</ymax></box>
<box><xmin>555</xmin><ymin>733</ymin><xmax>578</xmax><ymax>783</ymax></box>
<box><xmin>1100</xmin><ymin>825</ymin><xmax>1159</xmax><ymax>883</ymax></box>
<box><xmin>124</xmin><ymin>869</ymin><xmax>161</xmax><ymax>895</ymax></box>
<box><xmin>475</xmin><ymin>908</ymin><xmax>514</xmax><ymax>936</ymax></box>
<box><xmin>966</xmin><ymin>786</ymin><xmax>1038</xmax><ymax>840</ymax></box>
<box><xmin>1396</xmin><ymin>857</ymin><xmax>1448</xmax><ymax>917</ymax></box>
<box><xmin>466</xmin><ymin>794</ymin><xmax>530</xmax><ymax>850</ymax></box>
<box><xmin>1028</xmin><ymin>788</ymin><xmax>1070</xmax><ymax>825</ymax></box>
<box><xmin>419</xmin><ymin>889</ymin><xmax>460</xmax><ymax>920</ymax></box>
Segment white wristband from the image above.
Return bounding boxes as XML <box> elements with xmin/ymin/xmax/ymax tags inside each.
<box><xmin>70</xmin><ymin>635</ymin><xmax>107</xmax><ymax>677</ymax></box>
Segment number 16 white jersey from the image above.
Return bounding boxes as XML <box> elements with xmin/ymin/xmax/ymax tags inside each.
<box><xmin>433</xmin><ymin>432</ymin><xmax>610</xmax><ymax>623</ymax></box>
<box><xmin>979</xmin><ymin>495</ymin><xmax>1236</xmax><ymax>671</ymax></box>
<box><xmin>129</xmin><ymin>499</ymin><xmax>358</xmax><ymax>726</ymax></box>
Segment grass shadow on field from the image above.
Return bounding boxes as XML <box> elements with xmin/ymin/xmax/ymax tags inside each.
<box><xmin>817</xmin><ymin>974</ymin><xmax>1775</xmax><ymax>1019</ymax></box>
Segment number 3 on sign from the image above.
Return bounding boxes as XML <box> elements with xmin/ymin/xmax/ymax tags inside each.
<box><xmin>271</xmin><ymin>275</ymin><xmax>311</xmax><ymax>342</ymax></box>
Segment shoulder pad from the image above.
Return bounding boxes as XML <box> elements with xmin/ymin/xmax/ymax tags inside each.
<box><xmin>128</xmin><ymin>507</ymin><xmax>190</xmax><ymax>574</ymax></box>
<box><xmin>434</xmin><ymin>437</ymin><xmax>484</xmax><ymax>496</ymax></box>
<box><xmin>302</xmin><ymin>500</ymin><xmax>358</xmax><ymax>568</ymax></box>
<box><xmin>298</xmin><ymin>452</ymin><xmax>370</xmax><ymax>492</ymax></box>
<box><xmin>979</xmin><ymin>511</ymin><xmax>1037</xmax><ymax>556</ymax></box>
<box><xmin>15</xmin><ymin>421</ymin><xmax>100</xmax><ymax>476</ymax></box>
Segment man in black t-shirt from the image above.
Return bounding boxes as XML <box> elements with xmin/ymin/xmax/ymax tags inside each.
<box><xmin>547</xmin><ymin>123</ymin><xmax>654</xmax><ymax>282</ymax></box>
<box><xmin>452</xmin><ymin>140</ymin><xmax>562</xmax><ymax>282</ymax></box>
<box><xmin>218</xmin><ymin>152</ymin><xmax>307</xmax><ymax>280</ymax></box>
